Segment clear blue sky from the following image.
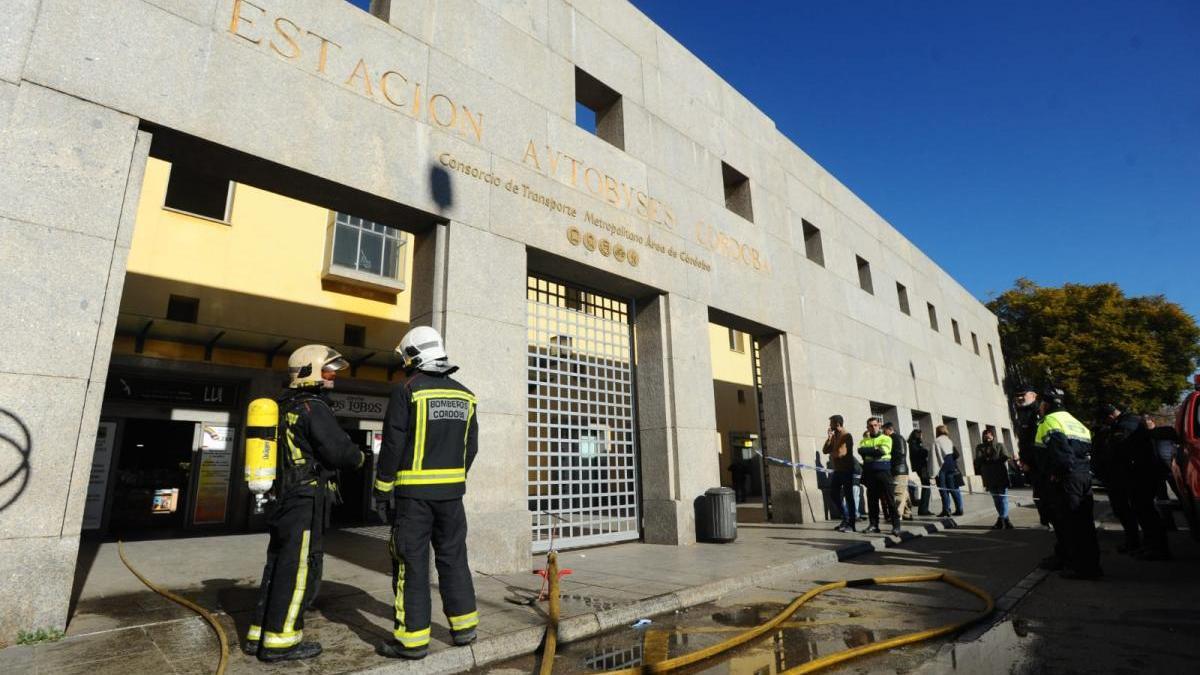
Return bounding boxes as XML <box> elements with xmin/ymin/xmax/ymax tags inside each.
<box><xmin>630</xmin><ymin>0</ymin><xmax>1200</xmax><ymax>320</ymax></box>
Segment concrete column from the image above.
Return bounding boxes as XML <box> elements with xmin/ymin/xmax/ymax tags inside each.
<box><xmin>413</xmin><ymin>221</ymin><xmax>529</xmax><ymax>573</ymax></box>
<box><xmin>634</xmin><ymin>294</ymin><xmax>719</xmax><ymax>545</ymax></box>
<box><xmin>759</xmin><ymin>333</ymin><xmax>815</xmax><ymax>523</ymax></box>
<box><xmin>0</xmin><ymin>82</ymin><xmax>142</xmax><ymax>641</ymax></box>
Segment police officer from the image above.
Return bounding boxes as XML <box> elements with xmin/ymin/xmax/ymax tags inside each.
<box><xmin>245</xmin><ymin>345</ymin><xmax>365</xmax><ymax>662</ymax></box>
<box><xmin>1034</xmin><ymin>386</ymin><xmax>1101</xmax><ymax>579</ymax></box>
<box><xmin>1014</xmin><ymin>383</ymin><xmax>1063</xmax><ymax>568</ymax></box>
<box><xmin>373</xmin><ymin>326</ymin><xmax>480</xmax><ymax>659</ymax></box>
<box><xmin>859</xmin><ymin>417</ymin><xmax>901</xmax><ymax>536</ymax></box>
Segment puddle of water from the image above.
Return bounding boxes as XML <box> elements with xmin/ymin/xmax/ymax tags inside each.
<box><xmin>476</xmin><ymin>596</ymin><xmax>944</xmax><ymax>674</ymax></box>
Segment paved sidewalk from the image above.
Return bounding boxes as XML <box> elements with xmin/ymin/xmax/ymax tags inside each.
<box><xmin>0</xmin><ymin>490</ymin><xmax>1013</xmax><ymax>674</ymax></box>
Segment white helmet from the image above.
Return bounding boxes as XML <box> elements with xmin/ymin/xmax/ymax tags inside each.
<box><xmin>397</xmin><ymin>326</ymin><xmax>449</xmax><ymax>372</ymax></box>
<box><xmin>287</xmin><ymin>344</ymin><xmax>348</xmax><ymax>388</ymax></box>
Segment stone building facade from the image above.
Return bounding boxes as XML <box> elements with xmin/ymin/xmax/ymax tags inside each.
<box><xmin>0</xmin><ymin>0</ymin><xmax>1011</xmax><ymax>640</ymax></box>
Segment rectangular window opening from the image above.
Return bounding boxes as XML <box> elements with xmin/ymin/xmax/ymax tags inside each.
<box><xmin>721</xmin><ymin>161</ymin><xmax>753</xmax><ymax>222</ymax></box>
<box><xmin>927</xmin><ymin>303</ymin><xmax>939</xmax><ymax>331</ymax></box>
<box><xmin>952</xmin><ymin>319</ymin><xmax>962</xmax><ymax>345</ymax></box>
<box><xmin>987</xmin><ymin>344</ymin><xmax>1000</xmax><ymax>385</ymax></box>
<box><xmin>344</xmin><ymin>324</ymin><xmax>366</xmax><ymax>348</ymax></box>
<box><xmin>166</xmin><ymin>295</ymin><xmax>200</xmax><ymax>324</ymax></box>
<box><xmin>344</xmin><ymin>0</ymin><xmax>390</xmax><ymax>19</ymax></box>
<box><xmin>575</xmin><ymin>68</ymin><xmax>624</xmax><ymax>150</ymax></box>
<box><xmin>163</xmin><ymin>163</ymin><xmax>232</xmax><ymax>222</ymax></box>
<box><xmin>802</xmin><ymin>220</ymin><xmax>824</xmax><ymax>266</ymax></box>
<box><xmin>896</xmin><ymin>282</ymin><xmax>911</xmax><ymax>315</ymax></box>
<box><xmin>727</xmin><ymin>328</ymin><xmax>746</xmax><ymax>353</ymax></box>
<box><xmin>856</xmin><ymin>255</ymin><xmax>874</xmax><ymax>294</ymax></box>
<box><xmin>971</xmin><ymin>332</ymin><xmax>980</xmax><ymax>355</ymax></box>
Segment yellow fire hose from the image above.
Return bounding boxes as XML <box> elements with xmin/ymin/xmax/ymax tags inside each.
<box><xmin>118</xmin><ymin>541</ymin><xmax>229</xmax><ymax>675</ymax></box>
<box><xmin>590</xmin><ymin>572</ymin><xmax>993</xmax><ymax>675</ymax></box>
<box><xmin>536</xmin><ymin>551</ymin><xmax>561</xmax><ymax>675</ymax></box>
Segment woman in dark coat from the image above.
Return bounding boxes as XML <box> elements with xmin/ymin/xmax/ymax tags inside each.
<box><xmin>974</xmin><ymin>428</ymin><xmax>1013</xmax><ymax>529</ymax></box>
<box><xmin>907</xmin><ymin>429</ymin><xmax>934</xmax><ymax>516</ymax></box>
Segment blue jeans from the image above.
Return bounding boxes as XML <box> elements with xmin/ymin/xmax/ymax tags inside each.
<box><xmin>991</xmin><ymin>488</ymin><xmax>1009</xmax><ymax>519</ymax></box>
<box><xmin>936</xmin><ymin>469</ymin><xmax>963</xmax><ymax>514</ymax></box>
<box><xmin>830</xmin><ymin>471</ymin><xmax>858</xmax><ymax>524</ymax></box>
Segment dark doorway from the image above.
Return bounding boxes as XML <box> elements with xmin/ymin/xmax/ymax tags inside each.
<box><xmin>108</xmin><ymin>419</ymin><xmax>197</xmax><ymax>535</ymax></box>
<box><xmin>331</xmin><ymin>421</ymin><xmax>374</xmax><ymax>526</ymax></box>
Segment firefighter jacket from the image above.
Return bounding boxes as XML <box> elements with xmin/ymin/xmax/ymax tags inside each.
<box><xmin>277</xmin><ymin>390</ymin><xmax>365</xmax><ymax>497</ymax></box>
<box><xmin>858</xmin><ymin>433</ymin><xmax>893</xmax><ymax>472</ymax></box>
<box><xmin>375</xmin><ymin>372</ymin><xmax>479</xmax><ymax>500</ymax></box>
<box><xmin>1034</xmin><ymin>410</ymin><xmax>1092</xmax><ymax>478</ymax></box>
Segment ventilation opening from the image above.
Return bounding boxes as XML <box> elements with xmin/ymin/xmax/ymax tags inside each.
<box><xmin>927</xmin><ymin>303</ymin><xmax>939</xmax><ymax>331</ymax></box>
<box><xmin>164</xmin><ymin>163</ymin><xmax>232</xmax><ymax>222</ymax></box>
<box><xmin>896</xmin><ymin>282</ymin><xmax>910</xmax><ymax>315</ymax></box>
<box><xmin>721</xmin><ymin>162</ymin><xmax>753</xmax><ymax>222</ymax></box>
<box><xmin>802</xmin><ymin>220</ymin><xmax>824</xmax><ymax>266</ymax></box>
<box><xmin>575</xmin><ymin>68</ymin><xmax>624</xmax><ymax>150</ymax></box>
<box><xmin>344</xmin><ymin>324</ymin><xmax>366</xmax><ymax>348</ymax></box>
<box><xmin>952</xmin><ymin>319</ymin><xmax>962</xmax><ymax>345</ymax></box>
<box><xmin>971</xmin><ymin>332</ymin><xmax>980</xmax><ymax>355</ymax></box>
<box><xmin>856</xmin><ymin>255</ymin><xmax>874</xmax><ymax>294</ymax></box>
<box><xmin>166</xmin><ymin>295</ymin><xmax>199</xmax><ymax>323</ymax></box>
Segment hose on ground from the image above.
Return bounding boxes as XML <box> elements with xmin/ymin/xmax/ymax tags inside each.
<box><xmin>601</xmin><ymin>571</ymin><xmax>994</xmax><ymax>675</ymax></box>
<box><xmin>118</xmin><ymin>540</ymin><xmax>229</xmax><ymax>675</ymax></box>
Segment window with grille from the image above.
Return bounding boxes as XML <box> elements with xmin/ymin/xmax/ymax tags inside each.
<box><xmin>325</xmin><ymin>212</ymin><xmax>407</xmax><ymax>291</ymax></box>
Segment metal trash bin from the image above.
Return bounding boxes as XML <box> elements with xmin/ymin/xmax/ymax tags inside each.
<box><xmin>701</xmin><ymin>487</ymin><xmax>737</xmax><ymax>543</ymax></box>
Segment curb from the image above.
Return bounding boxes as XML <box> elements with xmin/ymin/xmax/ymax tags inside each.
<box><xmin>356</xmin><ymin>507</ymin><xmax>1003</xmax><ymax>674</ymax></box>
<box><xmin>910</xmin><ymin>566</ymin><xmax>1051</xmax><ymax>674</ymax></box>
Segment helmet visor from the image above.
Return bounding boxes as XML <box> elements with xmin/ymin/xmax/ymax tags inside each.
<box><xmin>323</xmin><ymin>356</ymin><xmax>349</xmax><ymax>372</ymax></box>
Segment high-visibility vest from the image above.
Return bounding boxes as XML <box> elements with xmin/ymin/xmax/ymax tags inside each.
<box><xmin>859</xmin><ymin>433</ymin><xmax>893</xmax><ymax>463</ymax></box>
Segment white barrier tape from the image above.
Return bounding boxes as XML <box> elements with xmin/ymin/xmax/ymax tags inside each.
<box><xmin>752</xmin><ymin>449</ymin><xmax>1031</xmax><ymax>504</ymax></box>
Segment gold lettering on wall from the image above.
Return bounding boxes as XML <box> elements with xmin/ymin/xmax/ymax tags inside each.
<box><xmin>228</xmin><ymin>0</ymin><xmax>264</xmax><ymax>45</ymax></box>
<box><xmin>269</xmin><ymin>17</ymin><xmax>302</xmax><ymax>60</ymax></box>
<box><xmin>521</xmin><ymin>140</ymin><xmax>676</xmax><ymax>231</ymax></box>
<box><xmin>225</xmin><ymin>2</ymin><xmax>486</xmax><ymax>143</ymax></box>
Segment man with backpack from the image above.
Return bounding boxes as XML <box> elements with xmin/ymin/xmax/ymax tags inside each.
<box><xmin>245</xmin><ymin>345</ymin><xmax>365</xmax><ymax>662</ymax></box>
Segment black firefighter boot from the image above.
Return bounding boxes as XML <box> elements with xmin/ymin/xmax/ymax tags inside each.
<box><xmin>258</xmin><ymin>641</ymin><xmax>323</xmax><ymax>663</ymax></box>
<box><xmin>378</xmin><ymin>641</ymin><xmax>428</xmax><ymax>660</ymax></box>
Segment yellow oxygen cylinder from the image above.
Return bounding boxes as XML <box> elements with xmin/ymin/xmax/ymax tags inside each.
<box><xmin>245</xmin><ymin>398</ymin><xmax>278</xmax><ymax>513</ymax></box>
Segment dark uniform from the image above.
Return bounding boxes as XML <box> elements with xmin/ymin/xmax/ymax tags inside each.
<box><xmin>1017</xmin><ymin>398</ymin><xmax>1065</xmax><ymax>565</ymax></box>
<box><xmin>248</xmin><ymin>390</ymin><xmax>364</xmax><ymax>656</ymax></box>
<box><xmin>1108</xmin><ymin>412</ymin><xmax>1169</xmax><ymax>557</ymax></box>
<box><xmin>1034</xmin><ymin>409</ymin><xmax>1101</xmax><ymax>577</ymax></box>
<box><xmin>375</xmin><ymin>371</ymin><xmax>480</xmax><ymax>652</ymax></box>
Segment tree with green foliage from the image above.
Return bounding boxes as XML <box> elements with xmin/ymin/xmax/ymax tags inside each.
<box><xmin>988</xmin><ymin>279</ymin><xmax>1200</xmax><ymax>422</ymax></box>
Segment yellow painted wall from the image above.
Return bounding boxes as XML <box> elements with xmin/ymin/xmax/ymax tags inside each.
<box><xmin>707</xmin><ymin>323</ymin><xmax>759</xmax><ymax>490</ymax></box>
<box><xmin>119</xmin><ymin>159</ymin><xmax>415</xmax><ymax>361</ymax></box>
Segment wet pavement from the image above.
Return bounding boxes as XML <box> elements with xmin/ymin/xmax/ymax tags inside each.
<box><xmin>0</xmin><ymin>490</ymin><xmax>1010</xmax><ymax>674</ymax></box>
<box><xmin>476</xmin><ymin>503</ymin><xmax>1051</xmax><ymax>674</ymax></box>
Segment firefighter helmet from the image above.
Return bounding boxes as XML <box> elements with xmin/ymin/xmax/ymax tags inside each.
<box><xmin>396</xmin><ymin>326</ymin><xmax>449</xmax><ymax>372</ymax></box>
<box><xmin>287</xmin><ymin>344</ymin><xmax>348</xmax><ymax>388</ymax></box>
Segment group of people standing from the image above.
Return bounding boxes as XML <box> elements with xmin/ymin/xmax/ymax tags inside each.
<box><xmin>822</xmin><ymin>415</ymin><xmax>972</xmax><ymax>535</ymax></box>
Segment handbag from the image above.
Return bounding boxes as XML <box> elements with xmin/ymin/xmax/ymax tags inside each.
<box><xmin>953</xmin><ymin>471</ymin><xmax>965</xmax><ymax>488</ymax></box>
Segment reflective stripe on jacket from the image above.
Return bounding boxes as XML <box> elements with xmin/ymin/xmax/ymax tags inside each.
<box><xmin>375</xmin><ymin>373</ymin><xmax>479</xmax><ymax>500</ymax></box>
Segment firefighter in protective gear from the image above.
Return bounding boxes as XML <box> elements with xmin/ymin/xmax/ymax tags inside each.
<box><xmin>244</xmin><ymin>345</ymin><xmax>365</xmax><ymax>662</ymax></box>
<box><xmin>373</xmin><ymin>326</ymin><xmax>480</xmax><ymax>660</ymax></box>
<box><xmin>1034</xmin><ymin>386</ymin><xmax>1102</xmax><ymax>579</ymax></box>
